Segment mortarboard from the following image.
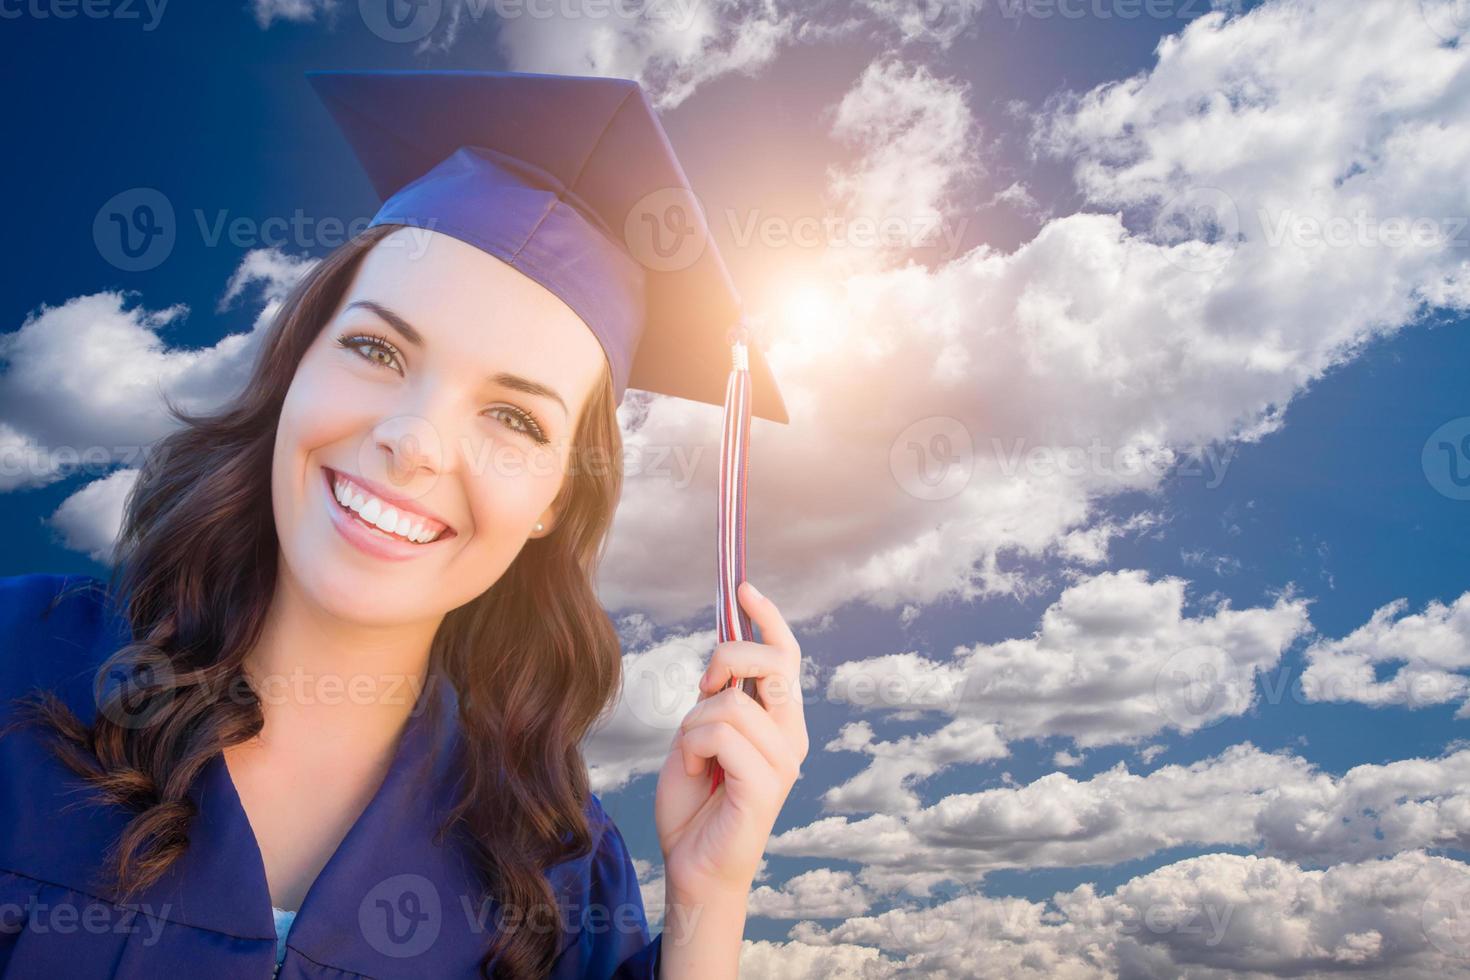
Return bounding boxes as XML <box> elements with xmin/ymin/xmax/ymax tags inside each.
<box><xmin>305</xmin><ymin>69</ymin><xmax>786</xmax><ymax>423</ymax></box>
<box><xmin>308</xmin><ymin>69</ymin><xmax>780</xmax><ymax>793</ymax></box>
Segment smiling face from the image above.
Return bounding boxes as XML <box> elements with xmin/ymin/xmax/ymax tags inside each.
<box><xmin>270</xmin><ymin>227</ymin><xmax>610</xmax><ymax>627</ymax></box>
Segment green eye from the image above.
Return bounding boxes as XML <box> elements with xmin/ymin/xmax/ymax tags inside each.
<box><xmin>336</xmin><ymin>332</ymin><xmax>404</xmax><ymax>374</ymax></box>
<box><xmin>485</xmin><ymin>405</ymin><xmax>549</xmax><ymax>445</ymax></box>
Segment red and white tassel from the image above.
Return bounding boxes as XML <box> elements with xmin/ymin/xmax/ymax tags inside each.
<box><xmin>710</xmin><ymin>323</ymin><xmax>761</xmax><ymax>795</ymax></box>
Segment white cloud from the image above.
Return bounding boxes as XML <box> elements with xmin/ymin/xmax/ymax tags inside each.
<box><xmin>749</xmin><ymin>867</ymin><xmax>874</xmax><ymax>919</ymax></box>
<box><xmin>770</xmin><ymin>742</ymin><xmax>1470</xmax><ymax>894</ymax></box>
<box><xmin>825</xmin><ymin>58</ymin><xmax>982</xmax><ymax>256</ymax></box>
<box><xmin>812</xmin><ymin>570</ymin><xmax>1309</xmax><ymax>812</ymax></box>
<box><xmin>776</xmin><ymin>851</ymin><xmax>1470</xmax><ymax>978</ymax></box>
<box><xmin>1301</xmin><ymin>591</ymin><xmax>1470</xmax><ymax>714</ymax></box>
<box><xmin>583</xmin><ymin>627</ymin><xmax>715</xmax><ymax>790</ymax></box>
<box><xmin>471</xmin><ymin>0</ymin><xmax>796</xmax><ymax>109</ymax></box>
<box><xmin>822</xmin><ymin>716</ymin><xmax>1008</xmax><ymax>815</ymax></box>
<box><xmin>48</xmin><ymin>468</ymin><xmax>139</xmax><ymax>564</ymax></box>
<box><xmin>600</xmin><ymin>0</ymin><xmax>1470</xmax><ymax>626</ymax></box>
<box><xmin>0</xmin><ymin>249</ymin><xmax>312</xmax><ymax>557</ymax></box>
<box><xmin>738</xmin><ymin>938</ymin><xmax>898</xmax><ymax>979</ymax></box>
<box><xmin>249</xmin><ymin>0</ymin><xmax>335</xmax><ymax>29</ymax></box>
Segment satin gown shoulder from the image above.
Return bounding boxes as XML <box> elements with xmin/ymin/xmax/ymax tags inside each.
<box><xmin>0</xmin><ymin>572</ymin><xmax>664</xmax><ymax>978</ymax></box>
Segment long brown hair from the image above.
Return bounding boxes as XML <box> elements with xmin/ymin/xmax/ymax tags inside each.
<box><xmin>9</xmin><ymin>222</ymin><xmax>628</xmax><ymax>978</ymax></box>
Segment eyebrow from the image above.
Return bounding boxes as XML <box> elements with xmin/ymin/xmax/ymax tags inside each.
<box><xmin>344</xmin><ymin>300</ymin><xmax>569</xmax><ymax>418</ymax></box>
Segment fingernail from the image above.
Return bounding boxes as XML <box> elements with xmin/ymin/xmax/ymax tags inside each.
<box><xmin>745</xmin><ymin>581</ymin><xmax>762</xmax><ymax>600</ymax></box>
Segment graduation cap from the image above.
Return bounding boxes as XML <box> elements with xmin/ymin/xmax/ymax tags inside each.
<box><xmin>308</xmin><ymin>69</ymin><xmax>778</xmax><ymax>792</ymax></box>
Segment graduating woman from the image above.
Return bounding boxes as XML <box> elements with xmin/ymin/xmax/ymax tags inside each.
<box><xmin>0</xmin><ymin>71</ymin><xmax>806</xmax><ymax>978</ymax></box>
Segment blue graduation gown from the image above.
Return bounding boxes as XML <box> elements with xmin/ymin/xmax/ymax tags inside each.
<box><xmin>0</xmin><ymin>573</ymin><xmax>664</xmax><ymax>978</ymax></box>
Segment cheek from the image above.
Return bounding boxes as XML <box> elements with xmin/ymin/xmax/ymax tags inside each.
<box><xmin>460</xmin><ymin>452</ymin><xmax>564</xmax><ymax>541</ymax></box>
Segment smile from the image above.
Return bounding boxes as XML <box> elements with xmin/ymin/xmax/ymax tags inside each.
<box><xmin>322</xmin><ymin>467</ymin><xmax>456</xmax><ymax>552</ymax></box>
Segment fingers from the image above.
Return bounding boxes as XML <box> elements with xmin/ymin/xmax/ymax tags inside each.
<box><xmin>700</xmin><ymin>637</ymin><xmax>808</xmax><ymax>759</ymax></box>
<box><xmin>678</xmin><ymin>719</ymin><xmax>784</xmax><ymax>798</ymax></box>
<box><xmin>680</xmin><ymin>686</ymin><xmax>802</xmax><ymax>783</ymax></box>
<box><xmin>738</xmin><ymin>581</ymin><xmax>800</xmax><ymax>657</ymax></box>
<box><xmin>699</xmin><ymin>640</ymin><xmax>800</xmax><ymax>702</ymax></box>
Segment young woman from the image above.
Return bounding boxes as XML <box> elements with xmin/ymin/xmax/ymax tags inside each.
<box><xmin>0</xmin><ymin>71</ymin><xmax>807</xmax><ymax>979</ymax></box>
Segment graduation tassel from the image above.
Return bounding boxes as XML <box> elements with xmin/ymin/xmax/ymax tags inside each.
<box><xmin>709</xmin><ymin>322</ymin><xmax>763</xmax><ymax>795</ymax></box>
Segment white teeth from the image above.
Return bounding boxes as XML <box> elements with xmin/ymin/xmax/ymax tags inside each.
<box><xmin>359</xmin><ymin>497</ymin><xmax>382</xmax><ymax>523</ymax></box>
<box><xmin>329</xmin><ymin>471</ymin><xmax>441</xmax><ymax>545</ymax></box>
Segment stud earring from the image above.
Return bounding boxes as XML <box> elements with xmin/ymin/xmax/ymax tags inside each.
<box><xmin>534</xmin><ymin>522</ymin><xmax>544</xmax><ymax>533</ymax></box>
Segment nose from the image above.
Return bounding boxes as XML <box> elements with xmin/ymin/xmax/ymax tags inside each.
<box><xmin>367</xmin><ymin>413</ymin><xmax>444</xmax><ymax>492</ymax></box>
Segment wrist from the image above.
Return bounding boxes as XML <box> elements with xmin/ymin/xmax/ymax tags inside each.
<box><xmin>664</xmin><ymin>875</ymin><xmax>746</xmax><ymax>952</ymax></box>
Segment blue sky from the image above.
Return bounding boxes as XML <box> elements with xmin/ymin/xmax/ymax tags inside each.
<box><xmin>4</xmin><ymin>0</ymin><xmax>1470</xmax><ymax>976</ymax></box>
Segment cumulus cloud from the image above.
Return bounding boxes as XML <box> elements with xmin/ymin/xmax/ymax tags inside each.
<box><xmin>458</xmin><ymin>0</ymin><xmax>796</xmax><ymax>109</ymax></box>
<box><xmin>825</xmin><ymin>58</ymin><xmax>982</xmax><ymax>257</ymax></box>
<box><xmin>249</xmin><ymin>0</ymin><xmax>335</xmax><ymax>29</ymax></box>
<box><xmin>0</xmin><ymin>248</ymin><xmax>312</xmax><ymax>557</ymax></box>
<box><xmin>755</xmin><ymin>850</ymin><xmax>1470</xmax><ymax>978</ymax></box>
<box><xmin>749</xmin><ymin>867</ymin><xmax>874</xmax><ymax>919</ymax></box>
<box><xmin>1301</xmin><ymin>591</ymin><xmax>1470</xmax><ymax>715</ymax></box>
<box><xmin>812</xmin><ymin>570</ymin><xmax>1309</xmax><ymax>813</ymax></box>
<box><xmin>583</xmin><ymin>627</ymin><xmax>715</xmax><ymax>790</ymax></box>
<box><xmin>600</xmin><ymin>0</ymin><xmax>1470</xmax><ymax>626</ymax></box>
<box><xmin>48</xmin><ymin>468</ymin><xmax>139</xmax><ymax>564</ymax></box>
<box><xmin>769</xmin><ymin>741</ymin><xmax>1470</xmax><ymax>895</ymax></box>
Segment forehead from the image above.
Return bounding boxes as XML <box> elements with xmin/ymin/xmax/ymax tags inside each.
<box><xmin>337</xmin><ymin>227</ymin><xmax>608</xmax><ymax>400</ymax></box>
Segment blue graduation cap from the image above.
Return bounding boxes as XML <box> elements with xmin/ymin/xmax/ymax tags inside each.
<box><xmin>306</xmin><ymin>68</ymin><xmax>788</xmax><ymax>424</ymax></box>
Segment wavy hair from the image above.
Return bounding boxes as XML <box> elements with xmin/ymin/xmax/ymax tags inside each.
<box><xmin>8</xmin><ymin>222</ymin><xmax>628</xmax><ymax>978</ymax></box>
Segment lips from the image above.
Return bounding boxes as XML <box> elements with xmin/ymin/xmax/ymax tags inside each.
<box><xmin>322</xmin><ymin>466</ymin><xmax>457</xmax><ymax>544</ymax></box>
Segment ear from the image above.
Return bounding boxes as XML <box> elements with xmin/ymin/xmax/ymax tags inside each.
<box><xmin>532</xmin><ymin>504</ymin><xmax>558</xmax><ymax>538</ymax></box>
